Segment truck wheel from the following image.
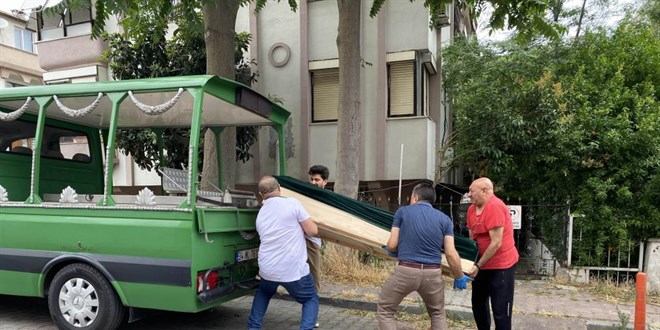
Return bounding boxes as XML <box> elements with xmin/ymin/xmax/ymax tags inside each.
<box><xmin>48</xmin><ymin>263</ymin><xmax>125</xmax><ymax>330</ymax></box>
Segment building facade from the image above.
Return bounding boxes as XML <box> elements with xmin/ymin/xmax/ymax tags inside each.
<box><xmin>0</xmin><ymin>10</ymin><xmax>42</xmax><ymax>88</ymax></box>
<box><xmin>23</xmin><ymin>3</ymin><xmax>115</xmax><ymax>84</ymax></box>
<box><xmin>236</xmin><ymin>1</ymin><xmax>471</xmax><ymax>208</ymax></box>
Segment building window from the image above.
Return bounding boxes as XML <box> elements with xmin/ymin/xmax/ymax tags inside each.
<box><xmin>311</xmin><ymin>68</ymin><xmax>339</xmax><ymax>122</ymax></box>
<box><xmin>388</xmin><ymin>61</ymin><xmax>416</xmax><ymax>117</ymax></box>
<box><xmin>14</xmin><ymin>28</ymin><xmax>34</xmax><ymax>53</ymax></box>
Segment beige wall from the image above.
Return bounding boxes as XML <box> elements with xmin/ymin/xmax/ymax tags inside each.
<box><xmin>238</xmin><ymin>0</ymin><xmax>445</xmax><ymax>185</ymax></box>
<box><xmin>0</xmin><ymin>11</ymin><xmax>42</xmax><ymax>87</ymax></box>
<box><xmin>252</xmin><ymin>1</ymin><xmax>304</xmax><ymax>179</ymax></box>
<box><xmin>385</xmin><ymin>117</ymin><xmax>436</xmax><ymax>180</ymax></box>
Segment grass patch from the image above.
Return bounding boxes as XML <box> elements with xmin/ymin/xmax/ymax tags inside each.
<box><xmin>322</xmin><ymin>242</ymin><xmax>456</xmax><ymax>287</ymax></box>
<box><xmin>550</xmin><ymin>277</ymin><xmax>660</xmax><ymax>305</ymax></box>
<box><xmin>322</xmin><ymin>242</ymin><xmax>394</xmax><ymax>285</ymax></box>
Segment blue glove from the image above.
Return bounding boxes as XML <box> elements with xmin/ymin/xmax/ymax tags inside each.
<box><xmin>381</xmin><ymin>245</ymin><xmax>398</xmax><ymax>257</ymax></box>
<box><xmin>453</xmin><ymin>275</ymin><xmax>472</xmax><ymax>290</ymax></box>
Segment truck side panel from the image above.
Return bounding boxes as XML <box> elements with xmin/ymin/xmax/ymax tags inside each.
<box><xmin>0</xmin><ymin>206</ymin><xmax>260</xmax><ymax>313</ymax></box>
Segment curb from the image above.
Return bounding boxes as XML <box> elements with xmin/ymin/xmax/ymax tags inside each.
<box><xmin>586</xmin><ymin>320</ymin><xmax>633</xmax><ymax>330</ymax></box>
<box><xmin>272</xmin><ymin>293</ymin><xmax>636</xmax><ymax>330</ymax></box>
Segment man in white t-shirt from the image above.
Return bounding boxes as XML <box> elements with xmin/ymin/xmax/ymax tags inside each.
<box><xmin>247</xmin><ymin>176</ymin><xmax>319</xmax><ymax>330</ymax></box>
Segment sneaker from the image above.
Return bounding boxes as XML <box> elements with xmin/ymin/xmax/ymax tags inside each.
<box><xmin>315</xmin><ymin>322</ymin><xmax>319</xmax><ymax>328</ymax></box>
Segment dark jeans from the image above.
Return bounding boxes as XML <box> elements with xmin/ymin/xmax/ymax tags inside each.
<box><xmin>247</xmin><ymin>273</ymin><xmax>319</xmax><ymax>330</ymax></box>
<box><xmin>471</xmin><ymin>265</ymin><xmax>516</xmax><ymax>330</ymax></box>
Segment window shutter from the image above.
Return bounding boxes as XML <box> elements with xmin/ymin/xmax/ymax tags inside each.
<box><xmin>312</xmin><ymin>69</ymin><xmax>339</xmax><ymax>122</ymax></box>
<box><xmin>388</xmin><ymin>61</ymin><xmax>415</xmax><ymax>116</ymax></box>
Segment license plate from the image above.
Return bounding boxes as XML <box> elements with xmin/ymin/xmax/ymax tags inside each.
<box><xmin>236</xmin><ymin>247</ymin><xmax>258</xmax><ymax>262</ymax></box>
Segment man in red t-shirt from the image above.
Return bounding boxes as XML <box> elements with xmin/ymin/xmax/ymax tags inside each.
<box><xmin>466</xmin><ymin>177</ymin><xmax>519</xmax><ymax>330</ymax></box>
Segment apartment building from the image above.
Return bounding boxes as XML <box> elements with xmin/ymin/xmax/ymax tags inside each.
<box><xmin>0</xmin><ymin>9</ymin><xmax>42</xmax><ymax>88</ymax></box>
<box><xmin>236</xmin><ymin>1</ymin><xmax>473</xmax><ymax>208</ymax></box>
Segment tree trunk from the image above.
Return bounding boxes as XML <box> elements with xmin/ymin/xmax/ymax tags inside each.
<box><xmin>548</xmin><ymin>0</ymin><xmax>564</xmax><ymax>22</ymax></box>
<box><xmin>201</xmin><ymin>0</ymin><xmax>240</xmax><ymax>189</ymax></box>
<box><xmin>335</xmin><ymin>0</ymin><xmax>361</xmax><ymax>199</ymax></box>
<box><xmin>575</xmin><ymin>0</ymin><xmax>587</xmax><ymax>39</ymax></box>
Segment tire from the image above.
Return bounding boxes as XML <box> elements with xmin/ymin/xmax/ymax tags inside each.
<box><xmin>48</xmin><ymin>263</ymin><xmax>125</xmax><ymax>330</ymax></box>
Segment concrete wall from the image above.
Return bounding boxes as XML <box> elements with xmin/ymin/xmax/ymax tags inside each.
<box><xmin>253</xmin><ymin>1</ymin><xmax>303</xmax><ymax>179</ymax></box>
<box><xmin>0</xmin><ymin>11</ymin><xmax>42</xmax><ymax>88</ymax></box>
<box><xmin>112</xmin><ymin>152</ymin><xmax>161</xmax><ymax>188</ymax></box>
<box><xmin>385</xmin><ymin>117</ymin><xmax>435</xmax><ymax>180</ymax></box>
<box><xmin>644</xmin><ymin>238</ymin><xmax>660</xmax><ymax>294</ymax></box>
<box><xmin>307</xmin><ymin>1</ymin><xmax>338</xmax><ymax>61</ymax></box>
<box><xmin>36</xmin><ymin>35</ymin><xmax>108</xmax><ymax>72</ymax></box>
<box><xmin>385</xmin><ymin>1</ymin><xmax>430</xmax><ymax>53</ymax></box>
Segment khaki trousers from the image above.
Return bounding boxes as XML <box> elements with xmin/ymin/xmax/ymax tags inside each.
<box><xmin>377</xmin><ymin>265</ymin><xmax>446</xmax><ymax>330</ymax></box>
<box><xmin>306</xmin><ymin>239</ymin><xmax>322</xmax><ymax>292</ymax></box>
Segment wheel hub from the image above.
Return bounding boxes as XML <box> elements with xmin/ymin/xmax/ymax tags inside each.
<box><xmin>58</xmin><ymin>277</ymin><xmax>99</xmax><ymax>327</ymax></box>
<box><xmin>72</xmin><ymin>296</ymin><xmax>84</xmax><ymax>309</ymax></box>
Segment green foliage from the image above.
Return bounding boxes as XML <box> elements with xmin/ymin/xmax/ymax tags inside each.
<box><xmin>368</xmin><ymin>0</ymin><xmax>562</xmax><ymax>40</ymax></box>
<box><xmin>254</xmin><ymin>0</ymin><xmax>297</xmax><ymax>13</ymax></box>
<box><xmin>100</xmin><ymin>0</ymin><xmax>259</xmax><ymax>170</ymax></box>
<box><xmin>442</xmin><ymin>17</ymin><xmax>660</xmax><ymax>265</ymax></box>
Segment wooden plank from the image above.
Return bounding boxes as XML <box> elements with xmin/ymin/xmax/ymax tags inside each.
<box><xmin>280</xmin><ymin>187</ymin><xmax>474</xmax><ymax>275</ymax></box>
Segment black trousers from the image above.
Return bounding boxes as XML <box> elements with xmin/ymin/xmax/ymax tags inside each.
<box><xmin>471</xmin><ymin>265</ymin><xmax>516</xmax><ymax>330</ymax></box>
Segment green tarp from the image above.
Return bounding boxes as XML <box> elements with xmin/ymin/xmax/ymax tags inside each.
<box><xmin>275</xmin><ymin>176</ymin><xmax>478</xmax><ymax>261</ymax></box>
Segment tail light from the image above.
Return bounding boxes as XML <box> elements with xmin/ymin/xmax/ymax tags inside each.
<box><xmin>197</xmin><ymin>270</ymin><xmax>220</xmax><ymax>293</ymax></box>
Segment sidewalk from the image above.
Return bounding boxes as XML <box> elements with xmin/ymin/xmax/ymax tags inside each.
<box><xmin>276</xmin><ymin>279</ymin><xmax>660</xmax><ymax>330</ymax></box>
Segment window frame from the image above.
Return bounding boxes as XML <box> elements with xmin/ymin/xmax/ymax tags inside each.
<box><xmin>387</xmin><ymin>60</ymin><xmax>417</xmax><ymax>118</ymax></box>
<box><xmin>14</xmin><ymin>27</ymin><xmax>34</xmax><ymax>53</ymax></box>
<box><xmin>310</xmin><ymin>68</ymin><xmax>340</xmax><ymax>123</ymax></box>
<box><xmin>386</xmin><ymin>51</ymin><xmax>433</xmax><ymax>119</ymax></box>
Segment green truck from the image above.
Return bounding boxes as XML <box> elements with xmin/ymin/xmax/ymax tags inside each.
<box><xmin>0</xmin><ymin>76</ymin><xmax>290</xmax><ymax>330</ymax></box>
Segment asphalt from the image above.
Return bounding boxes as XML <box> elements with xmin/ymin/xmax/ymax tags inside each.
<box><xmin>2</xmin><ymin>278</ymin><xmax>658</xmax><ymax>329</ymax></box>
<box><xmin>276</xmin><ymin>278</ymin><xmax>660</xmax><ymax>330</ymax></box>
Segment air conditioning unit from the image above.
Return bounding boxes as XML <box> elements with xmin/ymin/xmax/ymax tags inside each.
<box><xmin>433</xmin><ymin>4</ymin><xmax>451</xmax><ymax>28</ymax></box>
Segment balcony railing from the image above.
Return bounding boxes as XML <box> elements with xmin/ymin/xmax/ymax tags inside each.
<box><xmin>26</xmin><ymin>5</ymin><xmax>94</xmax><ymax>41</ymax></box>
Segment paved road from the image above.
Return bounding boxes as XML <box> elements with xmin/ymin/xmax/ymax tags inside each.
<box><xmin>0</xmin><ymin>294</ymin><xmax>379</xmax><ymax>330</ymax></box>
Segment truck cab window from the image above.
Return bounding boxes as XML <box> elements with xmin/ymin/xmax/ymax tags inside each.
<box><xmin>0</xmin><ymin>120</ymin><xmax>90</xmax><ymax>162</ymax></box>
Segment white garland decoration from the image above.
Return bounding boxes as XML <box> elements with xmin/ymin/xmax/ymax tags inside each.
<box><xmin>54</xmin><ymin>92</ymin><xmax>104</xmax><ymax>118</ymax></box>
<box><xmin>128</xmin><ymin>88</ymin><xmax>184</xmax><ymax>115</ymax></box>
<box><xmin>0</xmin><ymin>97</ymin><xmax>32</xmax><ymax>121</ymax></box>
<box><xmin>0</xmin><ymin>185</ymin><xmax>8</xmax><ymax>203</ymax></box>
<box><xmin>102</xmin><ymin>143</ymin><xmax>112</xmax><ymax>206</ymax></box>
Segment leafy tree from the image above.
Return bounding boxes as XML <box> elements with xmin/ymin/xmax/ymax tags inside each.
<box><xmin>55</xmin><ymin>0</ymin><xmax>561</xmax><ymax>197</ymax></box>
<box><xmin>49</xmin><ymin>0</ymin><xmax>262</xmax><ymax>188</ymax></box>
<box><xmin>104</xmin><ymin>25</ymin><xmax>257</xmax><ymax>171</ymax></box>
<box><xmin>48</xmin><ymin>0</ymin><xmax>255</xmax><ymax>188</ymax></box>
<box><xmin>312</xmin><ymin>0</ymin><xmax>561</xmax><ymax>198</ymax></box>
<box><xmin>442</xmin><ymin>15</ymin><xmax>659</xmax><ymax>265</ymax></box>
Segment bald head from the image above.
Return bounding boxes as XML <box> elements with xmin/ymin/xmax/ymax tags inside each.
<box><xmin>468</xmin><ymin>177</ymin><xmax>495</xmax><ymax>207</ymax></box>
<box><xmin>258</xmin><ymin>176</ymin><xmax>280</xmax><ymax>197</ymax></box>
<box><xmin>472</xmin><ymin>177</ymin><xmax>493</xmax><ymax>191</ymax></box>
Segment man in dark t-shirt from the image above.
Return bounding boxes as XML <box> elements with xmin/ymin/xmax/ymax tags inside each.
<box><xmin>377</xmin><ymin>183</ymin><xmax>465</xmax><ymax>330</ymax></box>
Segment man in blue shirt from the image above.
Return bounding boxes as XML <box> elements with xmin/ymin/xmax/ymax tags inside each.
<box><xmin>377</xmin><ymin>183</ymin><xmax>465</xmax><ymax>330</ymax></box>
